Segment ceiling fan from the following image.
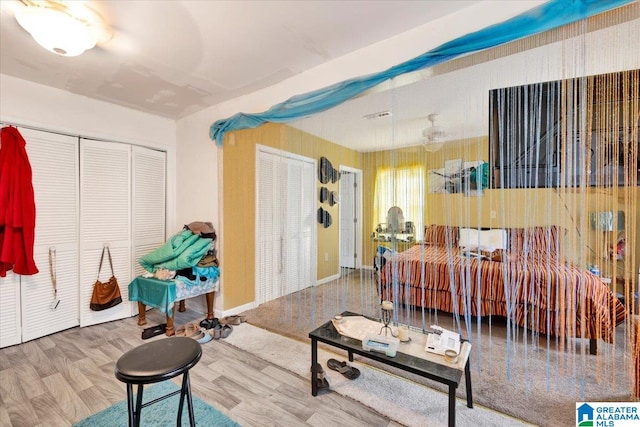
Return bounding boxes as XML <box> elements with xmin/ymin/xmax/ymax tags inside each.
<box><xmin>421</xmin><ymin>113</ymin><xmax>446</xmax><ymax>151</ymax></box>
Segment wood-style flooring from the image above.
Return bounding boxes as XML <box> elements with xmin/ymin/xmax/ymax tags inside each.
<box><xmin>0</xmin><ymin>308</ymin><xmax>401</xmax><ymax>427</ymax></box>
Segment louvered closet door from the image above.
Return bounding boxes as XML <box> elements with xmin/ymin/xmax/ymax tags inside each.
<box><xmin>20</xmin><ymin>128</ymin><xmax>80</xmax><ymax>341</ymax></box>
<box><xmin>79</xmin><ymin>139</ymin><xmax>132</xmax><ymax>326</ymax></box>
<box><xmin>132</xmin><ymin>146</ymin><xmax>166</xmax><ymax>279</ymax></box>
<box><xmin>256</xmin><ymin>149</ymin><xmax>285</xmax><ymax>305</ymax></box>
<box><xmin>0</xmin><ymin>272</ymin><xmax>21</xmax><ymax>348</ymax></box>
<box><xmin>284</xmin><ymin>157</ymin><xmax>316</xmax><ymax>295</ymax></box>
<box><xmin>256</xmin><ymin>146</ymin><xmax>316</xmax><ymax>305</ymax></box>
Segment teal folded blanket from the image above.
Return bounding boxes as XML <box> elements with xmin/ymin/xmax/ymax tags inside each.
<box><xmin>140</xmin><ymin>230</ymin><xmax>212</xmax><ymax>272</ymax></box>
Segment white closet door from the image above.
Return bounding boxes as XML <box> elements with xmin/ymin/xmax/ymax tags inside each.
<box><xmin>80</xmin><ymin>139</ymin><xmax>132</xmax><ymax>326</ymax></box>
<box><xmin>132</xmin><ymin>146</ymin><xmax>166</xmax><ymax>279</ymax></box>
<box><xmin>340</xmin><ymin>171</ymin><xmax>356</xmax><ymax>268</ymax></box>
<box><xmin>285</xmin><ymin>158</ymin><xmax>315</xmax><ymax>295</ymax></box>
<box><xmin>20</xmin><ymin>129</ymin><xmax>80</xmax><ymax>341</ymax></box>
<box><xmin>256</xmin><ymin>149</ymin><xmax>284</xmax><ymax>305</ymax></box>
<box><xmin>0</xmin><ymin>272</ymin><xmax>21</xmax><ymax>348</ymax></box>
<box><xmin>256</xmin><ymin>146</ymin><xmax>316</xmax><ymax>305</ymax></box>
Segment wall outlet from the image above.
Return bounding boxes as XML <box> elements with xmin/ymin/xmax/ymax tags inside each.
<box><xmin>490</xmin><ymin>210</ymin><xmax>497</xmax><ymax>219</ymax></box>
<box><xmin>324</xmin><ymin>252</ymin><xmax>329</xmax><ymax>262</ymax></box>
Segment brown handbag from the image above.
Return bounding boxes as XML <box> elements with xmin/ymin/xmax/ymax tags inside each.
<box><xmin>90</xmin><ymin>246</ymin><xmax>122</xmax><ymax>311</ymax></box>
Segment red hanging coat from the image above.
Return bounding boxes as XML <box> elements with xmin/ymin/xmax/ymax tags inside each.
<box><xmin>0</xmin><ymin>126</ymin><xmax>38</xmax><ymax>276</ymax></box>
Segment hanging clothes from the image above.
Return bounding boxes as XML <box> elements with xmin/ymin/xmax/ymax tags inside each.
<box><xmin>0</xmin><ymin>126</ymin><xmax>38</xmax><ymax>277</ymax></box>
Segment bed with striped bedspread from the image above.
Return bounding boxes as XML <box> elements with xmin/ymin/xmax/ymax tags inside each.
<box><xmin>379</xmin><ymin>225</ymin><xmax>626</xmax><ymax>343</ymax></box>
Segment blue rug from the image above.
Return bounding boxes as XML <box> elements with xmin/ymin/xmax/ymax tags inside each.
<box><xmin>75</xmin><ymin>381</ymin><xmax>239</xmax><ymax>427</ymax></box>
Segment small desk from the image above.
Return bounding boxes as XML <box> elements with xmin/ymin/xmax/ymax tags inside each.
<box><xmin>309</xmin><ymin>311</ymin><xmax>472</xmax><ymax>427</ymax></box>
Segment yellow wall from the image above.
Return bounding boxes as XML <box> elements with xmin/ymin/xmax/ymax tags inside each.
<box><xmin>222</xmin><ymin>124</ymin><xmax>637</xmax><ymax>311</ymax></box>
<box><xmin>221</xmin><ymin>123</ymin><xmax>361</xmax><ymax>309</ymax></box>
<box><xmin>360</xmin><ymin>136</ymin><xmax>639</xmax><ymax>286</ymax></box>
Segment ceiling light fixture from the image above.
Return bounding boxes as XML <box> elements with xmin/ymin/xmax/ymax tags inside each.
<box><xmin>15</xmin><ymin>1</ymin><xmax>110</xmax><ymax>57</ymax></box>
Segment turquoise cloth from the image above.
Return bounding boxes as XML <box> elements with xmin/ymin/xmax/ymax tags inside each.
<box><xmin>139</xmin><ymin>230</ymin><xmax>212</xmax><ymax>272</ymax></box>
<box><xmin>128</xmin><ymin>276</ymin><xmax>177</xmax><ymax>316</ymax></box>
<box><xmin>209</xmin><ymin>0</ymin><xmax>632</xmax><ymax>146</ymax></box>
<box><xmin>157</xmin><ymin>237</ymin><xmax>211</xmax><ymax>271</ymax></box>
<box><xmin>193</xmin><ymin>265</ymin><xmax>220</xmax><ymax>281</ymax></box>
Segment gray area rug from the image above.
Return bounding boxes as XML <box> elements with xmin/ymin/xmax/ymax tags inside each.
<box><xmin>238</xmin><ymin>269</ymin><xmax>632</xmax><ymax>427</ymax></box>
<box><xmin>224</xmin><ymin>322</ymin><xmax>531</xmax><ymax>427</ymax></box>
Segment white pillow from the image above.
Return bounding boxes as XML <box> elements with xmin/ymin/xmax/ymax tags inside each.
<box><xmin>459</xmin><ymin>228</ymin><xmax>507</xmax><ymax>251</ymax></box>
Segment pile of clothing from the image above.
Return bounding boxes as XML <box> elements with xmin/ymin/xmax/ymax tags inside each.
<box><xmin>140</xmin><ymin>221</ymin><xmax>219</xmax><ymax>287</ymax></box>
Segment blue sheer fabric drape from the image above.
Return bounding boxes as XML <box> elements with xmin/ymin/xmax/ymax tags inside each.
<box><xmin>209</xmin><ymin>0</ymin><xmax>632</xmax><ymax>146</ymax></box>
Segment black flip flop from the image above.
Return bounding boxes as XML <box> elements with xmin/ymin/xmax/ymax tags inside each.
<box><xmin>311</xmin><ymin>363</ymin><xmax>330</xmax><ymax>389</ymax></box>
<box><xmin>327</xmin><ymin>358</ymin><xmax>360</xmax><ymax>380</ymax></box>
<box><xmin>141</xmin><ymin>323</ymin><xmax>166</xmax><ymax>340</ymax></box>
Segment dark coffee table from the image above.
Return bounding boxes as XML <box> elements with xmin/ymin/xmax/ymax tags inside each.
<box><xmin>309</xmin><ymin>311</ymin><xmax>472</xmax><ymax>427</ymax></box>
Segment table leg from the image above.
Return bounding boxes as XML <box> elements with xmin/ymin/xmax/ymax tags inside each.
<box><xmin>348</xmin><ymin>351</ymin><xmax>354</xmax><ymax>362</ymax></box>
<box><xmin>465</xmin><ymin>358</ymin><xmax>473</xmax><ymax>408</ymax></box>
<box><xmin>178</xmin><ymin>300</ymin><xmax>186</xmax><ymax>312</ymax></box>
<box><xmin>165</xmin><ymin>304</ymin><xmax>176</xmax><ymax>336</ymax></box>
<box><xmin>311</xmin><ymin>338</ymin><xmax>318</xmax><ymax>396</ymax></box>
<box><xmin>136</xmin><ymin>302</ymin><xmax>147</xmax><ymax>326</ymax></box>
<box><xmin>448</xmin><ymin>384</ymin><xmax>455</xmax><ymax>427</ymax></box>
<box><xmin>205</xmin><ymin>292</ymin><xmax>215</xmax><ymax>319</ymax></box>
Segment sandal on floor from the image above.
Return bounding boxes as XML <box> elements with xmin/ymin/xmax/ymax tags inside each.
<box><xmin>200</xmin><ymin>318</ymin><xmax>219</xmax><ymax>329</ymax></box>
<box><xmin>141</xmin><ymin>323</ymin><xmax>166</xmax><ymax>340</ymax></box>
<box><xmin>210</xmin><ymin>324</ymin><xmax>223</xmax><ymax>340</ymax></box>
<box><xmin>310</xmin><ymin>363</ymin><xmax>330</xmax><ymax>389</ymax></box>
<box><xmin>192</xmin><ymin>328</ymin><xmax>212</xmax><ymax>344</ymax></box>
<box><xmin>327</xmin><ymin>358</ymin><xmax>360</xmax><ymax>380</ymax></box>
<box><xmin>174</xmin><ymin>323</ymin><xmax>200</xmax><ymax>337</ymax></box>
<box><xmin>220</xmin><ymin>324</ymin><xmax>233</xmax><ymax>338</ymax></box>
<box><xmin>220</xmin><ymin>315</ymin><xmax>246</xmax><ymax>325</ymax></box>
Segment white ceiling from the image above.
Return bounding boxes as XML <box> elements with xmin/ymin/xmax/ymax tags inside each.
<box><xmin>0</xmin><ymin>0</ymin><xmax>484</xmax><ymax>120</ymax></box>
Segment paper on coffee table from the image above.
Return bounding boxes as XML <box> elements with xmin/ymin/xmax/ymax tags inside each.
<box><xmin>332</xmin><ymin>316</ymin><xmax>392</xmax><ymax>341</ymax></box>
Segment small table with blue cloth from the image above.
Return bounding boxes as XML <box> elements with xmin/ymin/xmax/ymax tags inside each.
<box><xmin>129</xmin><ymin>273</ymin><xmax>219</xmax><ymax>336</ymax></box>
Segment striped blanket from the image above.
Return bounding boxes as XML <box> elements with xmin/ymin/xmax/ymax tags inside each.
<box><xmin>380</xmin><ymin>228</ymin><xmax>625</xmax><ymax>343</ymax></box>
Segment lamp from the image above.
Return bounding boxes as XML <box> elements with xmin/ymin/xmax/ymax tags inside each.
<box><xmin>15</xmin><ymin>1</ymin><xmax>109</xmax><ymax>57</ymax></box>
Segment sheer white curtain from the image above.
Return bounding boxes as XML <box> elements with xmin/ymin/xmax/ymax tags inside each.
<box><xmin>373</xmin><ymin>166</ymin><xmax>425</xmax><ymax>238</ymax></box>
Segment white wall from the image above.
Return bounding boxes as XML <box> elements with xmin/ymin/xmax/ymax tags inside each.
<box><xmin>0</xmin><ymin>74</ymin><xmax>177</xmax><ymax>233</ymax></box>
<box><xmin>173</xmin><ymin>0</ymin><xmax>544</xmax><ymax>236</ymax></box>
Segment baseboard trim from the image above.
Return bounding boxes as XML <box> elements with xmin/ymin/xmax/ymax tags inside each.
<box><xmin>317</xmin><ymin>273</ymin><xmax>340</xmax><ymax>286</ymax></box>
<box><xmin>218</xmin><ymin>301</ymin><xmax>256</xmax><ymax>318</ymax></box>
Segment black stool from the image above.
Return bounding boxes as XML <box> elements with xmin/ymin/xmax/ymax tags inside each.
<box><xmin>115</xmin><ymin>337</ymin><xmax>202</xmax><ymax>427</ymax></box>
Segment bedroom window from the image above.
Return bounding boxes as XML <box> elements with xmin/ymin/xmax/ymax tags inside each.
<box><xmin>373</xmin><ymin>166</ymin><xmax>425</xmax><ymax>239</ymax></box>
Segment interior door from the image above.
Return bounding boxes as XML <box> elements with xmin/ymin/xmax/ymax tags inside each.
<box><xmin>256</xmin><ymin>149</ymin><xmax>285</xmax><ymax>305</ymax></box>
<box><xmin>80</xmin><ymin>139</ymin><xmax>132</xmax><ymax>326</ymax></box>
<box><xmin>284</xmin><ymin>157</ymin><xmax>315</xmax><ymax>295</ymax></box>
<box><xmin>0</xmin><ymin>272</ymin><xmax>21</xmax><ymax>348</ymax></box>
<box><xmin>20</xmin><ymin>128</ymin><xmax>80</xmax><ymax>342</ymax></box>
<box><xmin>132</xmin><ymin>146</ymin><xmax>166</xmax><ymax>280</ymax></box>
<box><xmin>340</xmin><ymin>168</ymin><xmax>362</xmax><ymax>269</ymax></box>
<box><xmin>256</xmin><ymin>146</ymin><xmax>316</xmax><ymax>305</ymax></box>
